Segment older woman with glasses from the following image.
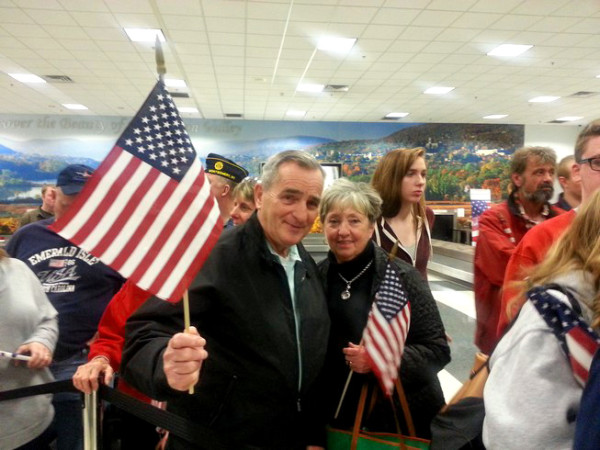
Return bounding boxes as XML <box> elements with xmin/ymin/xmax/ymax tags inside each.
<box><xmin>317</xmin><ymin>178</ymin><xmax>450</xmax><ymax>438</ymax></box>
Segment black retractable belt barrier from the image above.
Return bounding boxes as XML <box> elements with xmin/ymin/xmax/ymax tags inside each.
<box><xmin>0</xmin><ymin>381</ymin><xmax>231</xmax><ymax>450</ymax></box>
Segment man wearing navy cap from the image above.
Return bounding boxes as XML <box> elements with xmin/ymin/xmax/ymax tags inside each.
<box><xmin>205</xmin><ymin>153</ymin><xmax>249</xmax><ymax>227</ymax></box>
<box><xmin>7</xmin><ymin>164</ymin><xmax>124</xmax><ymax>450</ymax></box>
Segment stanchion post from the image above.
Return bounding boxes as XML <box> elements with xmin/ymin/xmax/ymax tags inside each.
<box><xmin>83</xmin><ymin>391</ymin><xmax>98</xmax><ymax>450</ymax></box>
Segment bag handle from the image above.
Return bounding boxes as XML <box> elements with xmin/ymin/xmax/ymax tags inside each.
<box><xmin>350</xmin><ymin>380</ymin><xmax>416</xmax><ymax>449</ymax></box>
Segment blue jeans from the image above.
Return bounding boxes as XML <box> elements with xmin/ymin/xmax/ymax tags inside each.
<box><xmin>50</xmin><ymin>350</ymin><xmax>87</xmax><ymax>450</ymax></box>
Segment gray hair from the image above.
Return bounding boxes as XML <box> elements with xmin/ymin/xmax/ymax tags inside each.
<box><xmin>319</xmin><ymin>178</ymin><xmax>382</xmax><ymax>224</ymax></box>
<box><xmin>260</xmin><ymin>150</ymin><xmax>325</xmax><ymax>191</ymax></box>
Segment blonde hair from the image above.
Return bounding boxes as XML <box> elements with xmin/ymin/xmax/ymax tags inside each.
<box><xmin>371</xmin><ymin>147</ymin><xmax>427</xmax><ymax>226</ymax></box>
<box><xmin>508</xmin><ymin>189</ymin><xmax>600</xmax><ymax>326</ymax></box>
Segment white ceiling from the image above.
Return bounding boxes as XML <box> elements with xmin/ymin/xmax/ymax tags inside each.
<box><xmin>1</xmin><ymin>0</ymin><xmax>600</xmax><ymax>125</ymax></box>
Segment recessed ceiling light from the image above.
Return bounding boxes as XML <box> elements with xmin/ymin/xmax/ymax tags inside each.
<box><xmin>487</xmin><ymin>44</ymin><xmax>533</xmax><ymax>57</ymax></box>
<box><xmin>556</xmin><ymin>116</ymin><xmax>583</xmax><ymax>122</ymax></box>
<box><xmin>9</xmin><ymin>73</ymin><xmax>46</xmax><ymax>83</ymax></box>
<box><xmin>317</xmin><ymin>37</ymin><xmax>356</xmax><ymax>53</ymax></box>
<box><xmin>483</xmin><ymin>114</ymin><xmax>508</xmax><ymax>119</ymax></box>
<box><xmin>178</xmin><ymin>107</ymin><xmax>198</xmax><ymax>113</ymax></box>
<box><xmin>529</xmin><ymin>96</ymin><xmax>560</xmax><ymax>103</ymax></box>
<box><xmin>165</xmin><ymin>79</ymin><xmax>187</xmax><ymax>88</ymax></box>
<box><xmin>596</xmin><ymin>74</ymin><xmax>600</xmax><ymax>78</ymax></box>
<box><xmin>297</xmin><ymin>83</ymin><xmax>324</xmax><ymax>93</ymax></box>
<box><xmin>62</xmin><ymin>104</ymin><xmax>88</xmax><ymax>110</ymax></box>
<box><xmin>124</xmin><ymin>28</ymin><xmax>166</xmax><ymax>43</ymax></box>
<box><xmin>385</xmin><ymin>112</ymin><xmax>409</xmax><ymax>119</ymax></box>
<box><xmin>424</xmin><ymin>86</ymin><xmax>455</xmax><ymax>95</ymax></box>
<box><xmin>286</xmin><ymin>110</ymin><xmax>306</xmax><ymax>118</ymax></box>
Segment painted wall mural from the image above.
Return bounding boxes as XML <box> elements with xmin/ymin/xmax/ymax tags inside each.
<box><xmin>0</xmin><ymin>114</ymin><xmax>523</xmax><ymax>234</ymax></box>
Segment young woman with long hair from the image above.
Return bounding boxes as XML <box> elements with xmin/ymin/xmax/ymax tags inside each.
<box><xmin>371</xmin><ymin>147</ymin><xmax>434</xmax><ymax>280</ymax></box>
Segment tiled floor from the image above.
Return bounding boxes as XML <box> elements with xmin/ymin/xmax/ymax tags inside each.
<box><xmin>429</xmin><ymin>272</ymin><xmax>478</xmax><ymax>402</ymax></box>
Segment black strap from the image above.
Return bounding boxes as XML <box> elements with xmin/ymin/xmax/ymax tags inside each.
<box><xmin>99</xmin><ymin>385</ymin><xmax>231</xmax><ymax>450</ymax></box>
<box><xmin>0</xmin><ymin>379</ymin><xmax>76</xmax><ymax>401</ymax></box>
<box><xmin>0</xmin><ymin>381</ymin><xmax>231</xmax><ymax>449</ymax></box>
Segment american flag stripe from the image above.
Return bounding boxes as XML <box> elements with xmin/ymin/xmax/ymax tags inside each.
<box><xmin>529</xmin><ymin>286</ymin><xmax>600</xmax><ymax>387</ymax></box>
<box><xmin>363</xmin><ymin>261</ymin><xmax>411</xmax><ymax>396</ymax></box>
<box><xmin>566</xmin><ymin>328</ymin><xmax>597</xmax><ymax>385</ymax></box>
<box><xmin>90</xmin><ymin>165</ymin><xmax>161</xmax><ymax>256</ymax></box>
<box><xmin>122</xmin><ymin>163</ymin><xmax>210</xmax><ymax>278</ymax></box>
<box><xmin>51</xmin><ymin>80</ymin><xmax>222</xmax><ymax>302</ymax></box>
<box><xmin>141</xmin><ymin>189</ymin><xmax>219</xmax><ymax>296</ymax></box>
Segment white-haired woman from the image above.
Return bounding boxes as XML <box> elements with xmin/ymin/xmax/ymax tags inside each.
<box><xmin>317</xmin><ymin>178</ymin><xmax>450</xmax><ymax>438</ymax></box>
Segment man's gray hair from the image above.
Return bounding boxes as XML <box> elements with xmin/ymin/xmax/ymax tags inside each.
<box><xmin>319</xmin><ymin>178</ymin><xmax>382</xmax><ymax>224</ymax></box>
<box><xmin>261</xmin><ymin>150</ymin><xmax>325</xmax><ymax>190</ymax></box>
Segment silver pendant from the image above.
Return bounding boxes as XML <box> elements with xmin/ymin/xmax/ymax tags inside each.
<box><xmin>341</xmin><ymin>289</ymin><xmax>351</xmax><ymax>300</ymax></box>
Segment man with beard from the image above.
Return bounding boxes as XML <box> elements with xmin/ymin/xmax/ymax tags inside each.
<box><xmin>497</xmin><ymin>119</ymin><xmax>600</xmax><ymax>338</ymax></box>
<box><xmin>473</xmin><ymin>146</ymin><xmax>563</xmax><ymax>354</ymax></box>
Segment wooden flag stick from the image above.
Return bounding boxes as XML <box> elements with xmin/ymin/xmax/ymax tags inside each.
<box><xmin>334</xmin><ymin>368</ymin><xmax>354</xmax><ymax>419</ymax></box>
<box><xmin>183</xmin><ymin>290</ymin><xmax>195</xmax><ymax>395</ymax></box>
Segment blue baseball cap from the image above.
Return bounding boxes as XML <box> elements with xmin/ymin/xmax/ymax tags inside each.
<box><xmin>56</xmin><ymin>164</ymin><xmax>95</xmax><ymax>195</ymax></box>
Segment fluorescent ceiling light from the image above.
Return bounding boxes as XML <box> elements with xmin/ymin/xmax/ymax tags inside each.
<box><xmin>178</xmin><ymin>107</ymin><xmax>198</xmax><ymax>113</ymax></box>
<box><xmin>596</xmin><ymin>74</ymin><xmax>600</xmax><ymax>78</ymax></box>
<box><xmin>483</xmin><ymin>114</ymin><xmax>508</xmax><ymax>119</ymax></box>
<box><xmin>385</xmin><ymin>112</ymin><xmax>409</xmax><ymax>118</ymax></box>
<box><xmin>556</xmin><ymin>116</ymin><xmax>583</xmax><ymax>122</ymax></box>
<box><xmin>487</xmin><ymin>44</ymin><xmax>533</xmax><ymax>57</ymax></box>
<box><xmin>317</xmin><ymin>37</ymin><xmax>356</xmax><ymax>53</ymax></box>
<box><xmin>286</xmin><ymin>110</ymin><xmax>306</xmax><ymax>118</ymax></box>
<box><xmin>9</xmin><ymin>73</ymin><xmax>46</xmax><ymax>83</ymax></box>
<box><xmin>165</xmin><ymin>79</ymin><xmax>187</xmax><ymax>88</ymax></box>
<box><xmin>62</xmin><ymin>104</ymin><xmax>88</xmax><ymax>110</ymax></box>
<box><xmin>424</xmin><ymin>86</ymin><xmax>455</xmax><ymax>95</ymax></box>
<box><xmin>297</xmin><ymin>83</ymin><xmax>324</xmax><ymax>93</ymax></box>
<box><xmin>124</xmin><ymin>28</ymin><xmax>165</xmax><ymax>43</ymax></box>
<box><xmin>529</xmin><ymin>96</ymin><xmax>560</xmax><ymax>103</ymax></box>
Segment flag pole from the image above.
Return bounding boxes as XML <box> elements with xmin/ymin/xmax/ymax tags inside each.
<box><xmin>155</xmin><ymin>35</ymin><xmax>195</xmax><ymax>394</ymax></box>
<box><xmin>155</xmin><ymin>34</ymin><xmax>166</xmax><ymax>82</ymax></box>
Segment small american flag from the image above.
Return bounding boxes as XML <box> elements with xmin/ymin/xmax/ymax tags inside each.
<box><xmin>50</xmin><ymin>80</ymin><xmax>222</xmax><ymax>302</ymax></box>
<box><xmin>529</xmin><ymin>286</ymin><xmax>600</xmax><ymax>386</ymax></box>
<box><xmin>471</xmin><ymin>199</ymin><xmax>490</xmax><ymax>246</ymax></box>
<box><xmin>363</xmin><ymin>261</ymin><xmax>411</xmax><ymax>396</ymax></box>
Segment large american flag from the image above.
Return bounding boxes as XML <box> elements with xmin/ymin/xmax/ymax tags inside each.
<box><xmin>363</xmin><ymin>261</ymin><xmax>411</xmax><ymax>396</ymax></box>
<box><xmin>50</xmin><ymin>80</ymin><xmax>222</xmax><ymax>302</ymax></box>
<box><xmin>529</xmin><ymin>286</ymin><xmax>600</xmax><ymax>386</ymax></box>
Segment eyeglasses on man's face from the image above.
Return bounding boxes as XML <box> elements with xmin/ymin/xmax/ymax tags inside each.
<box><xmin>579</xmin><ymin>156</ymin><xmax>600</xmax><ymax>171</ymax></box>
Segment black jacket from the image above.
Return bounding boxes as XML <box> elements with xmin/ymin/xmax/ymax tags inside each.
<box><xmin>318</xmin><ymin>243</ymin><xmax>450</xmax><ymax>438</ymax></box>
<box><xmin>122</xmin><ymin>214</ymin><xmax>330</xmax><ymax>449</ymax></box>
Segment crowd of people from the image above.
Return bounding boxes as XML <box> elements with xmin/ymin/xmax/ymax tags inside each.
<box><xmin>2</xmin><ymin>117</ymin><xmax>600</xmax><ymax>449</ymax></box>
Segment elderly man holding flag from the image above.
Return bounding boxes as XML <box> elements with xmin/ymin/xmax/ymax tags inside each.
<box><xmin>317</xmin><ymin>178</ymin><xmax>450</xmax><ymax>440</ymax></box>
<box><xmin>121</xmin><ymin>150</ymin><xmax>330</xmax><ymax>449</ymax></box>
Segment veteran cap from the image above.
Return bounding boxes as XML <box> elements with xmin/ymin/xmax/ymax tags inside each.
<box><xmin>206</xmin><ymin>153</ymin><xmax>248</xmax><ymax>183</ymax></box>
<box><xmin>56</xmin><ymin>164</ymin><xmax>95</xmax><ymax>195</ymax></box>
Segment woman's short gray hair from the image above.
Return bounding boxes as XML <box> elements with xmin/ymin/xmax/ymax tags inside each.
<box><xmin>261</xmin><ymin>150</ymin><xmax>325</xmax><ymax>191</ymax></box>
<box><xmin>319</xmin><ymin>178</ymin><xmax>382</xmax><ymax>224</ymax></box>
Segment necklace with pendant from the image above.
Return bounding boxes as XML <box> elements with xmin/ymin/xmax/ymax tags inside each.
<box><xmin>338</xmin><ymin>260</ymin><xmax>373</xmax><ymax>300</ymax></box>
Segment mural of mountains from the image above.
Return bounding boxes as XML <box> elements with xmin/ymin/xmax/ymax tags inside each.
<box><xmin>214</xmin><ymin>135</ymin><xmax>336</xmax><ymax>156</ymax></box>
<box><xmin>0</xmin><ymin>142</ymin><xmax>99</xmax><ymax>182</ymax></box>
<box><xmin>0</xmin><ymin>143</ymin><xmax>18</xmax><ymax>155</ymax></box>
<box><xmin>382</xmin><ymin>123</ymin><xmax>524</xmax><ymax>151</ymax></box>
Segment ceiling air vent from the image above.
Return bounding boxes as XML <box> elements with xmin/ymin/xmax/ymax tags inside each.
<box><xmin>224</xmin><ymin>113</ymin><xmax>243</xmax><ymax>118</ymax></box>
<box><xmin>43</xmin><ymin>75</ymin><xmax>74</xmax><ymax>83</ymax></box>
<box><xmin>547</xmin><ymin>119</ymin><xmax>568</xmax><ymax>124</ymax></box>
<box><xmin>169</xmin><ymin>92</ymin><xmax>189</xmax><ymax>98</ymax></box>
<box><xmin>323</xmin><ymin>85</ymin><xmax>349</xmax><ymax>92</ymax></box>
<box><xmin>567</xmin><ymin>91</ymin><xmax>599</xmax><ymax>98</ymax></box>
